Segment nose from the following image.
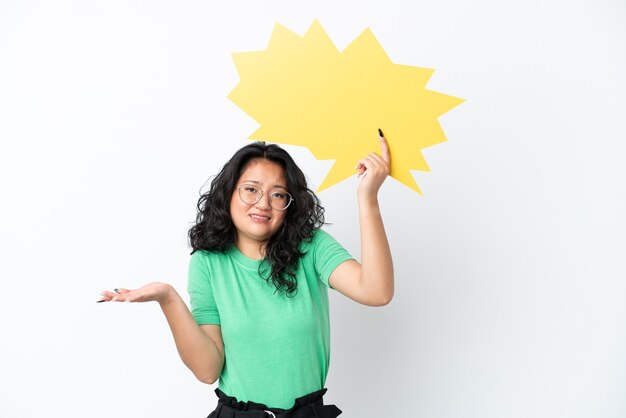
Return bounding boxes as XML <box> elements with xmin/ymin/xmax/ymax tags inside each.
<box><xmin>255</xmin><ymin>192</ymin><xmax>272</xmax><ymax>210</ymax></box>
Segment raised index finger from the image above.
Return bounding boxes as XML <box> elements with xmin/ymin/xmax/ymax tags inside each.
<box><xmin>378</xmin><ymin>128</ymin><xmax>391</xmax><ymax>164</ymax></box>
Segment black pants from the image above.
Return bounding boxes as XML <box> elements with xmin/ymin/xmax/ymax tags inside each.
<box><xmin>207</xmin><ymin>387</ymin><xmax>342</xmax><ymax>418</ymax></box>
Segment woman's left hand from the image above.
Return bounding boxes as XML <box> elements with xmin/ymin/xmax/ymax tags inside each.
<box><xmin>355</xmin><ymin>130</ymin><xmax>391</xmax><ymax>198</ymax></box>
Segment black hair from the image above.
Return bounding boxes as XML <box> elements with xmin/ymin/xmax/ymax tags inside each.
<box><xmin>188</xmin><ymin>142</ymin><xmax>325</xmax><ymax>296</ymax></box>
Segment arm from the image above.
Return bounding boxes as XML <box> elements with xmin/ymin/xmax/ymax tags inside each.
<box><xmin>99</xmin><ymin>283</ymin><xmax>224</xmax><ymax>384</ymax></box>
<box><xmin>329</xmin><ymin>131</ymin><xmax>394</xmax><ymax>306</ymax></box>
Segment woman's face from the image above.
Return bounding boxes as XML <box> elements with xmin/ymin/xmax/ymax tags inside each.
<box><xmin>230</xmin><ymin>159</ymin><xmax>289</xmax><ymax>252</ymax></box>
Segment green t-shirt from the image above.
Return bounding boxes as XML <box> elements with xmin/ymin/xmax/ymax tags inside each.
<box><xmin>187</xmin><ymin>228</ymin><xmax>353</xmax><ymax>409</ymax></box>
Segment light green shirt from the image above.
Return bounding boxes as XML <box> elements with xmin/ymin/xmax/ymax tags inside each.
<box><xmin>187</xmin><ymin>229</ymin><xmax>353</xmax><ymax>409</ymax></box>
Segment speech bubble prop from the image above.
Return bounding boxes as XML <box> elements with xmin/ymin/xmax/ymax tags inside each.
<box><xmin>228</xmin><ymin>20</ymin><xmax>464</xmax><ymax>194</ymax></box>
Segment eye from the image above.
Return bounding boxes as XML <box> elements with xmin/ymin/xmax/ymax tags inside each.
<box><xmin>270</xmin><ymin>191</ymin><xmax>287</xmax><ymax>199</ymax></box>
<box><xmin>244</xmin><ymin>186</ymin><xmax>258</xmax><ymax>193</ymax></box>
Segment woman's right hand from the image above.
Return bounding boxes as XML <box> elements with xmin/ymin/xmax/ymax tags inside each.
<box><xmin>98</xmin><ymin>282</ymin><xmax>175</xmax><ymax>304</ymax></box>
<box><xmin>98</xmin><ymin>281</ymin><xmax>223</xmax><ymax>382</ymax></box>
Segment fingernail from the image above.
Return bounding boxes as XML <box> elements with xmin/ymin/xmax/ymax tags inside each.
<box><xmin>378</xmin><ymin>128</ymin><xmax>384</xmax><ymax>137</ymax></box>
<box><xmin>114</xmin><ymin>288</ymin><xmax>120</xmax><ymax>293</ymax></box>
<box><xmin>96</xmin><ymin>299</ymin><xmax>106</xmax><ymax>303</ymax></box>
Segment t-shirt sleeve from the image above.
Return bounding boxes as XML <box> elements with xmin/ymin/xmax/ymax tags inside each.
<box><xmin>310</xmin><ymin>229</ymin><xmax>355</xmax><ymax>289</ymax></box>
<box><xmin>187</xmin><ymin>251</ymin><xmax>221</xmax><ymax>325</ymax></box>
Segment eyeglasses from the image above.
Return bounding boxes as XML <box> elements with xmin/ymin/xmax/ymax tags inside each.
<box><xmin>235</xmin><ymin>184</ymin><xmax>293</xmax><ymax>211</ymax></box>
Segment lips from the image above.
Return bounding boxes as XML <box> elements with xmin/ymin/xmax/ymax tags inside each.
<box><xmin>249</xmin><ymin>214</ymin><xmax>271</xmax><ymax>221</ymax></box>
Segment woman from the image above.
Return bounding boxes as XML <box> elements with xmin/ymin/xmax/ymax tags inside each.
<box><xmin>99</xmin><ymin>131</ymin><xmax>394</xmax><ymax>417</ymax></box>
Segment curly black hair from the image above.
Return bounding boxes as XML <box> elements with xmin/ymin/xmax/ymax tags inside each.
<box><xmin>188</xmin><ymin>142</ymin><xmax>325</xmax><ymax>296</ymax></box>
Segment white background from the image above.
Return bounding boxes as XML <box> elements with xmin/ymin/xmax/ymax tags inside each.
<box><xmin>1</xmin><ymin>1</ymin><xmax>625</xmax><ymax>417</ymax></box>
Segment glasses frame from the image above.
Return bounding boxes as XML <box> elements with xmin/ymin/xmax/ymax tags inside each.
<box><xmin>235</xmin><ymin>184</ymin><xmax>294</xmax><ymax>211</ymax></box>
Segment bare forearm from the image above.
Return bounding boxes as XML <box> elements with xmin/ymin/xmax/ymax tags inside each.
<box><xmin>358</xmin><ymin>195</ymin><xmax>394</xmax><ymax>305</ymax></box>
<box><xmin>159</xmin><ymin>287</ymin><xmax>223</xmax><ymax>383</ymax></box>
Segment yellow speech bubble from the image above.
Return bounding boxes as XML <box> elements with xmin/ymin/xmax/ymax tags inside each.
<box><xmin>228</xmin><ymin>20</ymin><xmax>464</xmax><ymax>194</ymax></box>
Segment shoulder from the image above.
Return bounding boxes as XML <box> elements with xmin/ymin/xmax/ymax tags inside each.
<box><xmin>299</xmin><ymin>228</ymin><xmax>352</xmax><ymax>264</ymax></box>
<box><xmin>190</xmin><ymin>248</ymin><xmax>229</xmax><ymax>262</ymax></box>
<box><xmin>188</xmin><ymin>250</ymin><xmax>210</xmax><ymax>281</ymax></box>
<box><xmin>188</xmin><ymin>249</ymin><xmax>229</xmax><ymax>281</ymax></box>
<box><xmin>189</xmin><ymin>249</ymin><xmax>213</xmax><ymax>266</ymax></box>
<box><xmin>300</xmin><ymin>228</ymin><xmax>337</xmax><ymax>251</ymax></box>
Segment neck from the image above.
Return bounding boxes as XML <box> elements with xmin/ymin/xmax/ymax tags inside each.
<box><xmin>235</xmin><ymin>238</ymin><xmax>267</xmax><ymax>260</ymax></box>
